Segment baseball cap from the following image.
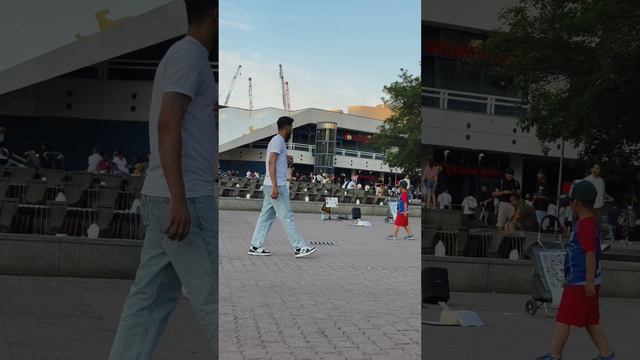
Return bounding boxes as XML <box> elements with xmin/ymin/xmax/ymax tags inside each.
<box><xmin>569</xmin><ymin>180</ymin><xmax>597</xmax><ymax>204</ymax></box>
<box><xmin>505</xmin><ymin>168</ymin><xmax>514</xmax><ymax>175</ymax></box>
<box><xmin>399</xmin><ymin>180</ymin><xmax>408</xmax><ymax>188</ymax></box>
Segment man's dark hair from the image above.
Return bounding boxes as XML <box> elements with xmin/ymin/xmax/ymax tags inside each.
<box><xmin>277</xmin><ymin>116</ymin><xmax>294</xmax><ymax>130</ymax></box>
<box><xmin>184</xmin><ymin>0</ymin><xmax>217</xmax><ymax>26</ymax></box>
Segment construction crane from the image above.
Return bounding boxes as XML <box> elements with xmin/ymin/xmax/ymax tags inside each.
<box><xmin>284</xmin><ymin>81</ymin><xmax>291</xmax><ymax>111</ymax></box>
<box><xmin>223</xmin><ymin>65</ymin><xmax>242</xmax><ymax>106</ymax></box>
<box><xmin>278</xmin><ymin>64</ymin><xmax>288</xmax><ymax>111</ymax></box>
<box><xmin>248</xmin><ymin>77</ymin><xmax>253</xmax><ymax>111</ymax></box>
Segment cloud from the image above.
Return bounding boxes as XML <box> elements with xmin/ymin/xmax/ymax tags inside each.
<box><xmin>219</xmin><ymin>2</ymin><xmax>252</xmax><ymax>31</ymax></box>
<box><xmin>219</xmin><ymin>50</ymin><xmax>384</xmax><ymax>112</ymax></box>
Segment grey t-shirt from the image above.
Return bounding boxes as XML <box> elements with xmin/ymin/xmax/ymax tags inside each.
<box><xmin>142</xmin><ymin>36</ymin><xmax>217</xmax><ymax>198</ymax></box>
<box><xmin>263</xmin><ymin>134</ymin><xmax>288</xmax><ymax>187</ymax></box>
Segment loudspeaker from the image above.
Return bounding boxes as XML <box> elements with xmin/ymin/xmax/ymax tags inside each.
<box><xmin>351</xmin><ymin>207</ymin><xmax>361</xmax><ymax>220</ymax></box>
<box><xmin>422</xmin><ymin>267</ymin><xmax>450</xmax><ymax>304</ymax></box>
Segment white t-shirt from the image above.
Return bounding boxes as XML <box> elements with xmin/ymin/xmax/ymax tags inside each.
<box><xmin>437</xmin><ymin>192</ymin><xmax>452</xmax><ymax>209</ymax></box>
<box><xmin>405</xmin><ymin>178</ymin><xmax>411</xmax><ymax>189</ymax></box>
<box><xmin>246</xmin><ymin>171</ymin><xmax>252</xmax><ymax>178</ymax></box>
<box><xmin>113</xmin><ymin>156</ymin><xmax>129</xmax><ymax>175</ymax></box>
<box><xmin>462</xmin><ymin>196</ymin><xmax>478</xmax><ymax>215</ymax></box>
<box><xmin>143</xmin><ymin>36</ymin><xmax>217</xmax><ymax>198</ymax></box>
<box><xmin>87</xmin><ymin>153</ymin><xmax>102</xmax><ymax>174</ymax></box>
<box><xmin>584</xmin><ymin>175</ymin><xmax>606</xmax><ymax>209</ymax></box>
<box><xmin>263</xmin><ymin>134</ymin><xmax>288</xmax><ymax>187</ymax></box>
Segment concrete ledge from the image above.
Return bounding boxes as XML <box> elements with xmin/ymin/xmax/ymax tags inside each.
<box><xmin>0</xmin><ymin>233</ymin><xmax>141</xmax><ymax>279</ymax></box>
<box><xmin>422</xmin><ymin>255</ymin><xmax>640</xmax><ymax>298</ymax></box>
<box><xmin>219</xmin><ymin>197</ymin><xmax>421</xmax><ymax>217</ymax></box>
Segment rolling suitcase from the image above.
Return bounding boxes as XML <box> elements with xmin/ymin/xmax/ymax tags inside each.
<box><xmin>351</xmin><ymin>207</ymin><xmax>361</xmax><ymax>220</ymax></box>
<box><xmin>422</xmin><ymin>267</ymin><xmax>450</xmax><ymax>304</ymax></box>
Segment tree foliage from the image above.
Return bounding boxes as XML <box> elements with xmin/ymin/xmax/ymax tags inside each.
<box><xmin>373</xmin><ymin>68</ymin><xmax>423</xmax><ymax>175</ymax></box>
<box><xmin>482</xmin><ymin>0</ymin><xmax>640</xmax><ymax>165</ymax></box>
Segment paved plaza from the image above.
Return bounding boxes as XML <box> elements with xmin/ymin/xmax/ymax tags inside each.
<box><xmin>0</xmin><ymin>210</ymin><xmax>421</xmax><ymax>359</ymax></box>
<box><xmin>422</xmin><ymin>292</ymin><xmax>639</xmax><ymax>360</ymax></box>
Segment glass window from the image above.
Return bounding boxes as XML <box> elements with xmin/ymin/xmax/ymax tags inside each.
<box><xmin>436</xmin><ymin>58</ymin><xmax>481</xmax><ymax>93</ymax></box>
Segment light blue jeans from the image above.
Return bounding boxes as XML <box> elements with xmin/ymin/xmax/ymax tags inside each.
<box><xmin>109</xmin><ymin>195</ymin><xmax>218</xmax><ymax>360</ymax></box>
<box><xmin>251</xmin><ymin>185</ymin><xmax>306</xmax><ymax>249</ymax></box>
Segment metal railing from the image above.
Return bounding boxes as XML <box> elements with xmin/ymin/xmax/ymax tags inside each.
<box><xmin>104</xmin><ymin>59</ymin><xmax>219</xmax><ymax>72</ymax></box>
<box><xmin>422</xmin><ymin>87</ymin><xmax>527</xmax><ymax>117</ymax></box>
<box><xmin>248</xmin><ymin>142</ymin><xmax>385</xmax><ymax>161</ymax></box>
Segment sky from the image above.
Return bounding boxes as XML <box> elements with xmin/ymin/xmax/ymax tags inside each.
<box><xmin>219</xmin><ymin>0</ymin><xmax>420</xmax><ymax>112</ymax></box>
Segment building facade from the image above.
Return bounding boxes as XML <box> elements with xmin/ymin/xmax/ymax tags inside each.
<box><xmin>422</xmin><ymin>0</ymin><xmax>583</xmax><ymax>203</ymax></box>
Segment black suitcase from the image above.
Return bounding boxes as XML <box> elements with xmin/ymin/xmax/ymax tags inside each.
<box><xmin>351</xmin><ymin>207</ymin><xmax>361</xmax><ymax>220</ymax></box>
<box><xmin>422</xmin><ymin>267</ymin><xmax>450</xmax><ymax>304</ymax></box>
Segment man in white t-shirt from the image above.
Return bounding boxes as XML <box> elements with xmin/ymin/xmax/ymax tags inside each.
<box><xmin>87</xmin><ymin>147</ymin><xmax>102</xmax><ymax>174</ymax></box>
<box><xmin>110</xmin><ymin>2</ymin><xmax>218</xmax><ymax>358</ymax></box>
<box><xmin>584</xmin><ymin>163</ymin><xmax>614</xmax><ymax>218</ymax></box>
<box><xmin>437</xmin><ymin>189</ymin><xmax>453</xmax><ymax>210</ymax></box>
<box><xmin>248</xmin><ymin>116</ymin><xmax>316</xmax><ymax>258</ymax></box>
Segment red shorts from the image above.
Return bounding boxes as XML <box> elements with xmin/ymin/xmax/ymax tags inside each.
<box><xmin>556</xmin><ymin>285</ymin><xmax>600</xmax><ymax>327</ymax></box>
<box><xmin>395</xmin><ymin>213</ymin><xmax>409</xmax><ymax>227</ymax></box>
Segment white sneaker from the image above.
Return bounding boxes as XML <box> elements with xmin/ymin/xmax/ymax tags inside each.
<box><xmin>248</xmin><ymin>247</ymin><xmax>272</xmax><ymax>256</ymax></box>
<box><xmin>294</xmin><ymin>246</ymin><xmax>317</xmax><ymax>258</ymax></box>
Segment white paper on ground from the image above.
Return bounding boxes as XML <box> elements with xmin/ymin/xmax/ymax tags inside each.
<box><xmin>423</xmin><ymin>302</ymin><xmax>484</xmax><ymax>327</ymax></box>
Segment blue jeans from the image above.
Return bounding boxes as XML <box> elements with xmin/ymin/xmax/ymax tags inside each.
<box><xmin>251</xmin><ymin>185</ymin><xmax>306</xmax><ymax>249</ymax></box>
<box><xmin>109</xmin><ymin>195</ymin><xmax>218</xmax><ymax>360</ymax></box>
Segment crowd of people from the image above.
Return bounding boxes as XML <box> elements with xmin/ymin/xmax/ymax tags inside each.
<box><xmin>422</xmin><ymin>159</ymin><xmax>640</xmax><ymax>243</ymax></box>
<box><xmin>223</xmin><ymin>168</ymin><xmax>422</xmax><ymax>201</ymax></box>
<box><xmin>0</xmin><ymin>125</ymin><xmax>148</xmax><ymax>178</ymax></box>
<box><xmin>86</xmin><ymin>147</ymin><xmax>148</xmax><ymax>177</ymax></box>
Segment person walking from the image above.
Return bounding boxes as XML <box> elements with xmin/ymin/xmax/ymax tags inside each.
<box><xmin>387</xmin><ymin>180</ymin><xmax>415</xmax><ymax>240</ymax></box>
<box><xmin>537</xmin><ymin>180</ymin><xmax>615</xmax><ymax>360</ymax></box>
<box><xmin>247</xmin><ymin>116</ymin><xmax>316</xmax><ymax>258</ymax></box>
<box><xmin>109</xmin><ymin>2</ymin><xmax>219</xmax><ymax>358</ymax></box>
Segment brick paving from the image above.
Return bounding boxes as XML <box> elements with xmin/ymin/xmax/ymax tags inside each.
<box><xmin>0</xmin><ymin>210</ymin><xmax>421</xmax><ymax>359</ymax></box>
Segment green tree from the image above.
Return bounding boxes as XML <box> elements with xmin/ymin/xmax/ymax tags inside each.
<box><xmin>373</xmin><ymin>68</ymin><xmax>423</xmax><ymax>175</ymax></box>
<box><xmin>482</xmin><ymin>0</ymin><xmax>640</xmax><ymax>165</ymax></box>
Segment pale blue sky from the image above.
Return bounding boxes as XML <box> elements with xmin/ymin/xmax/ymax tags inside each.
<box><xmin>219</xmin><ymin>0</ymin><xmax>420</xmax><ymax>111</ymax></box>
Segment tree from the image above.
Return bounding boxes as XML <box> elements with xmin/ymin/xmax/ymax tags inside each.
<box><xmin>481</xmin><ymin>0</ymin><xmax>640</xmax><ymax>166</ymax></box>
<box><xmin>373</xmin><ymin>68</ymin><xmax>423</xmax><ymax>176</ymax></box>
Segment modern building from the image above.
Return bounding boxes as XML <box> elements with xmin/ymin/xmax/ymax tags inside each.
<box><xmin>422</xmin><ymin>0</ymin><xmax>583</xmax><ymax>202</ymax></box>
<box><xmin>220</xmin><ymin>107</ymin><xmax>401</xmax><ymax>185</ymax></box>
<box><xmin>0</xmin><ymin>1</ymin><xmax>217</xmax><ymax>171</ymax></box>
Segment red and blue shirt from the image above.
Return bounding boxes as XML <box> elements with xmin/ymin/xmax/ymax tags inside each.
<box><xmin>564</xmin><ymin>217</ymin><xmax>602</xmax><ymax>286</ymax></box>
<box><xmin>397</xmin><ymin>192</ymin><xmax>409</xmax><ymax>213</ymax></box>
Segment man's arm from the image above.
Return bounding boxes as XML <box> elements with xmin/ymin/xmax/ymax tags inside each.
<box><xmin>158</xmin><ymin>92</ymin><xmax>191</xmax><ymax>241</ymax></box>
<box><xmin>268</xmin><ymin>152</ymin><xmax>280</xmax><ymax>199</ymax></box>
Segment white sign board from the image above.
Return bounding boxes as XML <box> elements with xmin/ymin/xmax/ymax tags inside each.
<box><xmin>325</xmin><ymin>197</ymin><xmax>338</xmax><ymax>208</ymax></box>
<box><xmin>538</xmin><ymin>251</ymin><xmax>566</xmax><ymax>307</ymax></box>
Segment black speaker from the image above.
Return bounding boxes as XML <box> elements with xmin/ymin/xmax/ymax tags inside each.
<box><xmin>422</xmin><ymin>267</ymin><xmax>450</xmax><ymax>304</ymax></box>
<box><xmin>351</xmin><ymin>207</ymin><xmax>361</xmax><ymax>220</ymax></box>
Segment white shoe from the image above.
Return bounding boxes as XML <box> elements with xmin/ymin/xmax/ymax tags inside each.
<box><xmin>294</xmin><ymin>246</ymin><xmax>317</xmax><ymax>258</ymax></box>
